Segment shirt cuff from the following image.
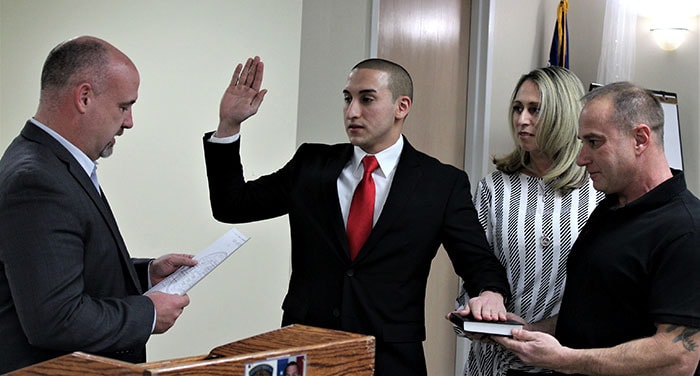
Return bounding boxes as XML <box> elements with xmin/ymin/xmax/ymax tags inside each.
<box><xmin>208</xmin><ymin>132</ymin><xmax>240</xmax><ymax>144</ymax></box>
<box><xmin>152</xmin><ymin>308</ymin><xmax>157</xmax><ymax>333</ymax></box>
<box><xmin>147</xmin><ymin>260</ymin><xmax>154</xmax><ymax>289</ymax></box>
<box><xmin>147</xmin><ymin>260</ymin><xmax>157</xmax><ymax>332</ymax></box>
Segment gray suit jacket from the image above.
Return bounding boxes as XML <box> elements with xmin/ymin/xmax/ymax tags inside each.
<box><xmin>0</xmin><ymin>122</ymin><xmax>154</xmax><ymax>373</ymax></box>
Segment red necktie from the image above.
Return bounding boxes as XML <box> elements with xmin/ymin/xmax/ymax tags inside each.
<box><xmin>347</xmin><ymin>155</ymin><xmax>379</xmax><ymax>260</ymax></box>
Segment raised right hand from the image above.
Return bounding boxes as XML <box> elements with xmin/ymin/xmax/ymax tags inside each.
<box><xmin>216</xmin><ymin>56</ymin><xmax>268</xmax><ymax>137</ymax></box>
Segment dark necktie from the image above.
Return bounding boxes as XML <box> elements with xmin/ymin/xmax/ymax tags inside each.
<box><xmin>347</xmin><ymin>155</ymin><xmax>379</xmax><ymax>260</ymax></box>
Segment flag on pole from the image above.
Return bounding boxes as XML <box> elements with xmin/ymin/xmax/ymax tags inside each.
<box><xmin>549</xmin><ymin>0</ymin><xmax>569</xmax><ymax>68</ymax></box>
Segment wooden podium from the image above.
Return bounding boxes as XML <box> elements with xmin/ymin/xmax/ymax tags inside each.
<box><xmin>8</xmin><ymin>324</ymin><xmax>375</xmax><ymax>375</ymax></box>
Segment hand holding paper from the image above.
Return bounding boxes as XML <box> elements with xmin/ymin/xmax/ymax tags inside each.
<box><xmin>149</xmin><ymin>254</ymin><xmax>198</xmax><ymax>286</ymax></box>
<box><xmin>147</xmin><ymin>227</ymin><xmax>250</xmax><ymax>295</ymax></box>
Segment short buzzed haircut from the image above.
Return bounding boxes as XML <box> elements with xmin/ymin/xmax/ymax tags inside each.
<box><xmin>583</xmin><ymin>81</ymin><xmax>665</xmax><ymax>145</ymax></box>
<box><xmin>352</xmin><ymin>58</ymin><xmax>413</xmax><ymax>101</ymax></box>
<box><xmin>40</xmin><ymin>38</ymin><xmax>110</xmax><ymax>94</ymax></box>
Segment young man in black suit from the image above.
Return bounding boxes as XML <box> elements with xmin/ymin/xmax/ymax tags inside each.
<box><xmin>203</xmin><ymin>56</ymin><xmax>510</xmax><ymax>376</ymax></box>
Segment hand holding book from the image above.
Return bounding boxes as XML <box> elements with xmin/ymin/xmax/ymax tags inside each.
<box><xmin>448</xmin><ymin>312</ymin><xmax>523</xmax><ymax>338</ymax></box>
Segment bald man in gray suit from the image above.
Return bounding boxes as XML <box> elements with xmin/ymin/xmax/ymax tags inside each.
<box><xmin>0</xmin><ymin>36</ymin><xmax>196</xmax><ymax>373</ymax></box>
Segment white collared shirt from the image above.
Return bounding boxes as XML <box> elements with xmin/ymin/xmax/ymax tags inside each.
<box><xmin>29</xmin><ymin>118</ymin><xmax>100</xmax><ymax>193</ymax></box>
<box><xmin>337</xmin><ymin>136</ymin><xmax>403</xmax><ymax>228</ymax></box>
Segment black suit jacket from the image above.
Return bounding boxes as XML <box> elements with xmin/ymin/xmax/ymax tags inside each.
<box><xmin>203</xmin><ymin>134</ymin><xmax>509</xmax><ymax>375</ymax></box>
<box><xmin>0</xmin><ymin>122</ymin><xmax>154</xmax><ymax>373</ymax></box>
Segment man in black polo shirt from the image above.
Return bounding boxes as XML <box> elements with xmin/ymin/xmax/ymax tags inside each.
<box><xmin>495</xmin><ymin>82</ymin><xmax>700</xmax><ymax>375</ymax></box>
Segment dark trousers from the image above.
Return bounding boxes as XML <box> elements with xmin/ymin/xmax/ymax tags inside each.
<box><xmin>374</xmin><ymin>340</ymin><xmax>427</xmax><ymax>376</ymax></box>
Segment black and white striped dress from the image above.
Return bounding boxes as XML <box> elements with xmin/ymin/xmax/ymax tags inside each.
<box><xmin>463</xmin><ymin>170</ymin><xmax>603</xmax><ymax>376</ymax></box>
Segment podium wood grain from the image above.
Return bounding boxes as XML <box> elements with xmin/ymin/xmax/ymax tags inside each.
<box><xmin>145</xmin><ymin>324</ymin><xmax>375</xmax><ymax>375</ymax></box>
<box><xmin>8</xmin><ymin>325</ymin><xmax>375</xmax><ymax>375</ymax></box>
<box><xmin>7</xmin><ymin>352</ymin><xmax>146</xmax><ymax>375</ymax></box>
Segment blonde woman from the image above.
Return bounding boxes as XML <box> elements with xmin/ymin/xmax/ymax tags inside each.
<box><xmin>460</xmin><ymin>66</ymin><xmax>603</xmax><ymax>376</ymax></box>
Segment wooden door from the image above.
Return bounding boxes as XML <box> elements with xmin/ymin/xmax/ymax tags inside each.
<box><xmin>377</xmin><ymin>1</ymin><xmax>471</xmax><ymax>375</ymax></box>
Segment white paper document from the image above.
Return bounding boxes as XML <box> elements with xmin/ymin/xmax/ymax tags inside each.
<box><xmin>146</xmin><ymin>227</ymin><xmax>250</xmax><ymax>295</ymax></box>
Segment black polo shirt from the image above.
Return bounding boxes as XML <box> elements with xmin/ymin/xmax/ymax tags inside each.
<box><xmin>555</xmin><ymin>170</ymin><xmax>700</xmax><ymax>375</ymax></box>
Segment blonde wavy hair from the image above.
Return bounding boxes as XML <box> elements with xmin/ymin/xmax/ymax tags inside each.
<box><xmin>493</xmin><ymin>66</ymin><xmax>587</xmax><ymax>194</ymax></box>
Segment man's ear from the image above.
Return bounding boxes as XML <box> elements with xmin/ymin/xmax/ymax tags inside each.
<box><xmin>74</xmin><ymin>83</ymin><xmax>92</xmax><ymax>114</ymax></box>
<box><xmin>395</xmin><ymin>96</ymin><xmax>412</xmax><ymax>120</ymax></box>
<box><xmin>633</xmin><ymin>124</ymin><xmax>651</xmax><ymax>155</ymax></box>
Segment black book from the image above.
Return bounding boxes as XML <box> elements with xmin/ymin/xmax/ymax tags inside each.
<box><xmin>449</xmin><ymin>313</ymin><xmax>523</xmax><ymax>337</ymax></box>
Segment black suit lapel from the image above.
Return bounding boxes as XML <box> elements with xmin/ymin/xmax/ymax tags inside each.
<box><xmin>354</xmin><ymin>139</ymin><xmax>423</xmax><ymax>262</ymax></box>
<box><xmin>324</xmin><ymin>145</ymin><xmax>355</xmax><ymax>262</ymax></box>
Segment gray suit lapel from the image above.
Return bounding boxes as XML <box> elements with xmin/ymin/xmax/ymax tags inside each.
<box><xmin>23</xmin><ymin>123</ymin><xmax>143</xmax><ymax>293</ymax></box>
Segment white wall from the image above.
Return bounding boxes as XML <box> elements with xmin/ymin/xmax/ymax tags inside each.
<box><xmin>634</xmin><ymin>13</ymin><xmax>700</xmax><ymax>193</ymax></box>
<box><xmin>0</xmin><ymin>0</ymin><xmax>302</xmax><ymax>362</ymax></box>
<box><xmin>296</xmin><ymin>0</ymin><xmax>373</xmax><ymax>145</ymax></box>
